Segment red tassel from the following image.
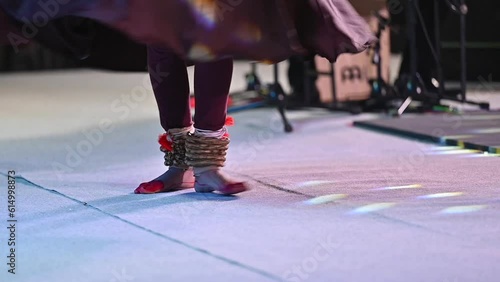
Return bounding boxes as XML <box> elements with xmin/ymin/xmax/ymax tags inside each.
<box><xmin>190</xmin><ymin>97</ymin><xmax>196</xmax><ymax>108</ymax></box>
<box><xmin>225</xmin><ymin>116</ymin><xmax>235</xmax><ymax>126</ymax></box>
<box><xmin>158</xmin><ymin>133</ymin><xmax>173</xmax><ymax>151</ymax></box>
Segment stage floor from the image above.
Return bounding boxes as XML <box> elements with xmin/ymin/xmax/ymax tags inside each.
<box><xmin>1</xmin><ymin>69</ymin><xmax>500</xmax><ymax>282</ymax></box>
<box><xmin>354</xmin><ymin>112</ymin><xmax>500</xmax><ymax>154</ymax></box>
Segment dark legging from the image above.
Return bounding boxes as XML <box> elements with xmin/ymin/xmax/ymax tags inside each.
<box><xmin>147</xmin><ymin>46</ymin><xmax>233</xmax><ymax>131</ymax></box>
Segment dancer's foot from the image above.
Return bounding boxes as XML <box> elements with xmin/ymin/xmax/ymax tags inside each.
<box><xmin>134</xmin><ymin>167</ymin><xmax>195</xmax><ymax>194</ymax></box>
<box><xmin>194</xmin><ymin>167</ymin><xmax>248</xmax><ymax>195</ymax></box>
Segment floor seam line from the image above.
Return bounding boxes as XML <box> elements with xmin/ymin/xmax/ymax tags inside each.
<box><xmin>1</xmin><ymin>172</ymin><xmax>282</xmax><ymax>282</ymax></box>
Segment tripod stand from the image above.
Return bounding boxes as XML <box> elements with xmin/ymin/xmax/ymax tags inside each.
<box><xmin>268</xmin><ymin>63</ymin><xmax>294</xmax><ymax>132</ymax></box>
<box><xmin>396</xmin><ymin>0</ymin><xmax>489</xmax><ymax>115</ymax></box>
<box><xmin>369</xmin><ymin>12</ymin><xmax>391</xmax><ymax>98</ymax></box>
<box><xmin>244</xmin><ymin>62</ymin><xmax>262</xmax><ymax>92</ymax></box>
<box><xmin>228</xmin><ymin>62</ymin><xmax>293</xmax><ymax>133</ymax></box>
<box><xmin>360</xmin><ymin>11</ymin><xmax>399</xmax><ymax>112</ymax></box>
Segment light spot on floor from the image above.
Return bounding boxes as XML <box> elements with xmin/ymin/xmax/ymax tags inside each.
<box><xmin>429</xmin><ymin>149</ymin><xmax>480</xmax><ymax>155</ymax></box>
<box><xmin>418</xmin><ymin>192</ymin><xmax>463</xmax><ymax>199</ymax></box>
<box><xmin>294</xmin><ymin>181</ymin><xmax>336</xmax><ymax>188</ymax></box>
<box><xmin>440</xmin><ymin>205</ymin><xmax>487</xmax><ymax>214</ymax></box>
<box><xmin>303</xmin><ymin>194</ymin><xmax>347</xmax><ymax>205</ymax></box>
<box><xmin>351</xmin><ymin>203</ymin><xmax>396</xmax><ymax>214</ymax></box>
<box><xmin>372</xmin><ymin>184</ymin><xmax>422</xmax><ymax>191</ymax></box>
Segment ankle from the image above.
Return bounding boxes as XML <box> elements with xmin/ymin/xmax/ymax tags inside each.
<box><xmin>168</xmin><ymin>126</ymin><xmax>194</xmax><ymax>137</ymax></box>
<box><xmin>193</xmin><ymin>166</ymin><xmax>218</xmax><ymax>176</ymax></box>
<box><xmin>194</xmin><ymin>127</ymin><xmax>227</xmax><ymax>139</ymax></box>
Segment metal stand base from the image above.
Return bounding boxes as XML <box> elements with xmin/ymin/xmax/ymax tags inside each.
<box><xmin>229</xmin><ymin>62</ymin><xmax>293</xmax><ymax>133</ymax></box>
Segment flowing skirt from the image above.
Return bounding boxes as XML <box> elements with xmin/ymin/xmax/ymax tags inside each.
<box><xmin>0</xmin><ymin>0</ymin><xmax>376</xmax><ymax>63</ymax></box>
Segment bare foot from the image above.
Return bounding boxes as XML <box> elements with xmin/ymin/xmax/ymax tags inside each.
<box><xmin>194</xmin><ymin>168</ymin><xmax>248</xmax><ymax>195</ymax></box>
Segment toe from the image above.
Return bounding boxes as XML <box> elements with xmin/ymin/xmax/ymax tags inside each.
<box><xmin>134</xmin><ymin>180</ymin><xmax>164</xmax><ymax>194</ymax></box>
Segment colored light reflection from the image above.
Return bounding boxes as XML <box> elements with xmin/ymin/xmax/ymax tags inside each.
<box><xmin>429</xmin><ymin>149</ymin><xmax>480</xmax><ymax>155</ymax></box>
<box><xmin>295</xmin><ymin>181</ymin><xmax>336</xmax><ymax>188</ymax></box>
<box><xmin>351</xmin><ymin>203</ymin><xmax>395</xmax><ymax>214</ymax></box>
<box><xmin>440</xmin><ymin>205</ymin><xmax>487</xmax><ymax>214</ymax></box>
<box><xmin>187</xmin><ymin>43</ymin><xmax>216</xmax><ymax>61</ymax></box>
<box><xmin>303</xmin><ymin>194</ymin><xmax>348</xmax><ymax>205</ymax></box>
<box><xmin>462</xmin><ymin>152</ymin><xmax>500</xmax><ymax>158</ymax></box>
<box><xmin>418</xmin><ymin>192</ymin><xmax>463</xmax><ymax>199</ymax></box>
<box><xmin>188</xmin><ymin>0</ymin><xmax>218</xmax><ymax>28</ymax></box>
<box><xmin>373</xmin><ymin>184</ymin><xmax>422</xmax><ymax>191</ymax></box>
<box><xmin>471</xmin><ymin>128</ymin><xmax>500</xmax><ymax>134</ymax></box>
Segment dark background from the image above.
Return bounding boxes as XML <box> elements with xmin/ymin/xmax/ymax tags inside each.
<box><xmin>0</xmin><ymin>20</ymin><xmax>147</xmax><ymax>72</ymax></box>
<box><xmin>390</xmin><ymin>0</ymin><xmax>500</xmax><ymax>81</ymax></box>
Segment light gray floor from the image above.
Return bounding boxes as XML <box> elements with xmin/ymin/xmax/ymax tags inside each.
<box><xmin>1</xmin><ymin>66</ymin><xmax>500</xmax><ymax>282</ymax></box>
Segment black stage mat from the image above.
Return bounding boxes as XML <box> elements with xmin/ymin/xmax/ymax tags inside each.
<box><xmin>354</xmin><ymin>112</ymin><xmax>500</xmax><ymax>154</ymax></box>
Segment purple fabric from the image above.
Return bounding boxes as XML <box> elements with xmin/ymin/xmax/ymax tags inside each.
<box><xmin>0</xmin><ymin>0</ymin><xmax>376</xmax><ymax>63</ymax></box>
<box><xmin>148</xmin><ymin>46</ymin><xmax>232</xmax><ymax>131</ymax></box>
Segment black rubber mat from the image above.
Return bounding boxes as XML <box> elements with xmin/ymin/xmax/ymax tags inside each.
<box><xmin>354</xmin><ymin>112</ymin><xmax>500</xmax><ymax>154</ymax></box>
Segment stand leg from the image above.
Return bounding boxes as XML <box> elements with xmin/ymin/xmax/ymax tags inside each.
<box><xmin>330</xmin><ymin>63</ymin><xmax>338</xmax><ymax>108</ymax></box>
<box><xmin>459</xmin><ymin>0</ymin><xmax>467</xmax><ymax>103</ymax></box>
<box><xmin>397</xmin><ymin>97</ymin><xmax>413</xmax><ymax>116</ymax></box>
<box><xmin>272</xmin><ymin>64</ymin><xmax>293</xmax><ymax>133</ymax></box>
<box><xmin>245</xmin><ymin>62</ymin><xmax>261</xmax><ymax>91</ymax></box>
<box><xmin>434</xmin><ymin>0</ymin><xmax>444</xmax><ymax>97</ymax></box>
<box><xmin>398</xmin><ymin>0</ymin><xmax>438</xmax><ymax>113</ymax></box>
<box><xmin>407</xmin><ymin>0</ymin><xmax>418</xmax><ymax>95</ymax></box>
<box><xmin>394</xmin><ymin>0</ymin><xmax>418</xmax><ymax>114</ymax></box>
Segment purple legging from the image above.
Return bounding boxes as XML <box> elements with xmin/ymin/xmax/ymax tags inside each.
<box><xmin>147</xmin><ymin>46</ymin><xmax>233</xmax><ymax>131</ymax></box>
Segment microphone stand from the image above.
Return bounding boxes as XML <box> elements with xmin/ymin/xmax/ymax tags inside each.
<box><xmin>458</xmin><ymin>0</ymin><xmax>467</xmax><ymax>103</ymax></box>
<box><xmin>397</xmin><ymin>0</ymin><xmax>489</xmax><ymax>115</ymax></box>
